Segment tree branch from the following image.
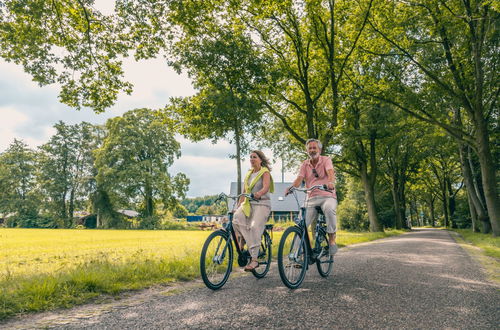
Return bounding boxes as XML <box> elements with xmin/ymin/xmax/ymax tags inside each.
<box><xmin>258</xmin><ymin>97</ymin><xmax>306</xmax><ymax>145</ymax></box>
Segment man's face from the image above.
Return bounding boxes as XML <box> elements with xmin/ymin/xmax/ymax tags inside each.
<box><xmin>307</xmin><ymin>142</ymin><xmax>320</xmax><ymax>159</ymax></box>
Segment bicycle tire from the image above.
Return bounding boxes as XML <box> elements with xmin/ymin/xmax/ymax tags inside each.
<box><xmin>315</xmin><ymin>229</ymin><xmax>333</xmax><ymax>277</ymax></box>
<box><xmin>252</xmin><ymin>231</ymin><xmax>272</xmax><ymax>278</ymax></box>
<box><xmin>200</xmin><ymin>230</ymin><xmax>233</xmax><ymax>290</ymax></box>
<box><xmin>277</xmin><ymin>226</ymin><xmax>308</xmax><ymax>289</ymax></box>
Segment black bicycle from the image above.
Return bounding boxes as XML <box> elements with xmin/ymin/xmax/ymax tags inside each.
<box><xmin>200</xmin><ymin>192</ymin><xmax>273</xmax><ymax>290</ymax></box>
<box><xmin>277</xmin><ymin>185</ymin><xmax>334</xmax><ymax>289</ymax></box>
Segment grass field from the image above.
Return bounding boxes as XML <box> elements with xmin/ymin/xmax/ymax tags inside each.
<box><xmin>0</xmin><ymin>227</ymin><xmax>404</xmax><ymax>320</ymax></box>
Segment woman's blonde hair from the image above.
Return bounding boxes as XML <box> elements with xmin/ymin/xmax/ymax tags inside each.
<box><xmin>251</xmin><ymin>150</ymin><xmax>272</xmax><ymax>171</ymax></box>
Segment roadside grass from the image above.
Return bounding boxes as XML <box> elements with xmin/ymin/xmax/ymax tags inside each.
<box><xmin>336</xmin><ymin>229</ymin><xmax>405</xmax><ymax>247</ymax></box>
<box><xmin>448</xmin><ymin>229</ymin><xmax>500</xmax><ymax>259</ymax></box>
<box><xmin>448</xmin><ymin>229</ymin><xmax>500</xmax><ymax>284</ymax></box>
<box><xmin>0</xmin><ymin>227</ymin><xmax>404</xmax><ymax>321</ymax></box>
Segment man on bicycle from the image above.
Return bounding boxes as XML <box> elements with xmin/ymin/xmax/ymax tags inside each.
<box><xmin>286</xmin><ymin>139</ymin><xmax>338</xmax><ymax>256</ymax></box>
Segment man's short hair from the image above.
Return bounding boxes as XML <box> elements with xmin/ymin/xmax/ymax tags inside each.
<box><xmin>305</xmin><ymin>138</ymin><xmax>322</xmax><ymax>150</ymax></box>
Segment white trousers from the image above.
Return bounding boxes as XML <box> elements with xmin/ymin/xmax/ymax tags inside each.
<box><xmin>305</xmin><ymin>196</ymin><xmax>338</xmax><ymax>234</ymax></box>
<box><xmin>233</xmin><ymin>204</ymin><xmax>271</xmax><ymax>259</ymax></box>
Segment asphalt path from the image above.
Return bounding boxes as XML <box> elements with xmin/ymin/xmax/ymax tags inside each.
<box><xmin>4</xmin><ymin>228</ymin><xmax>499</xmax><ymax>329</ymax></box>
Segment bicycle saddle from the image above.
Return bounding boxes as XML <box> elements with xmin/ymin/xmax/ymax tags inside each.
<box><xmin>315</xmin><ymin>206</ymin><xmax>324</xmax><ymax>215</ymax></box>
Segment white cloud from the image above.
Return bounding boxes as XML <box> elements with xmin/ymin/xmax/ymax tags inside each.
<box><xmin>0</xmin><ymin>55</ymin><xmax>295</xmax><ymax>197</ymax></box>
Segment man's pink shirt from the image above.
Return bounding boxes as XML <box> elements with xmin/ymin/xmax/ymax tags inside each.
<box><xmin>298</xmin><ymin>155</ymin><xmax>337</xmax><ymax>199</ymax></box>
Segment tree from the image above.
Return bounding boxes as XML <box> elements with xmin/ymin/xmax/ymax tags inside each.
<box><xmin>363</xmin><ymin>0</ymin><xmax>499</xmax><ymax>235</ymax></box>
<box><xmin>379</xmin><ymin>113</ymin><xmax>429</xmax><ymax>229</ymax></box>
<box><xmin>0</xmin><ymin>0</ymin><xmax>132</xmax><ymax>112</ymax></box>
<box><xmin>0</xmin><ymin>139</ymin><xmax>40</xmax><ymax>224</ymax></box>
<box><xmin>38</xmin><ymin>121</ymin><xmax>98</xmax><ymax>227</ymax></box>
<box><xmin>94</xmin><ymin>108</ymin><xmax>189</xmax><ymax>218</ymax></box>
<box><xmin>336</xmin><ymin>97</ymin><xmax>389</xmax><ymax>232</ymax></box>
<box><xmin>165</xmin><ymin>27</ymin><xmax>266</xmax><ymax>193</ymax></box>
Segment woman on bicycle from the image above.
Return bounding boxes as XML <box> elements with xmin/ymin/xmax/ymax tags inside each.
<box><xmin>233</xmin><ymin>150</ymin><xmax>274</xmax><ymax>271</ymax></box>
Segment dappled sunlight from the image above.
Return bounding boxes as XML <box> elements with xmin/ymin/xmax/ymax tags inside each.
<box><xmin>438</xmin><ymin>274</ymin><xmax>495</xmax><ymax>287</ymax></box>
<box><xmin>171</xmin><ymin>301</ymin><xmax>203</xmax><ymax>313</ymax></box>
<box><xmin>339</xmin><ymin>294</ymin><xmax>359</xmax><ymax>303</ymax></box>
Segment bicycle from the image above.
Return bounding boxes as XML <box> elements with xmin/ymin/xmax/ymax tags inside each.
<box><xmin>200</xmin><ymin>192</ymin><xmax>273</xmax><ymax>290</ymax></box>
<box><xmin>277</xmin><ymin>185</ymin><xmax>334</xmax><ymax>289</ymax></box>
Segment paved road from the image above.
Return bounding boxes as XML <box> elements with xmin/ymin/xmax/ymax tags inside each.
<box><xmin>4</xmin><ymin>229</ymin><xmax>499</xmax><ymax>329</ymax></box>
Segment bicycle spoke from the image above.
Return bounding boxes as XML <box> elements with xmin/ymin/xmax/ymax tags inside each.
<box><xmin>200</xmin><ymin>231</ymin><xmax>233</xmax><ymax>290</ymax></box>
<box><xmin>278</xmin><ymin>226</ymin><xmax>308</xmax><ymax>289</ymax></box>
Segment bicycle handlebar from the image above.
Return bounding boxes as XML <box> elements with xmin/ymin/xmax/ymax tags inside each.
<box><xmin>285</xmin><ymin>184</ymin><xmax>332</xmax><ymax>196</ymax></box>
<box><xmin>216</xmin><ymin>192</ymin><xmax>258</xmax><ymax>202</ymax></box>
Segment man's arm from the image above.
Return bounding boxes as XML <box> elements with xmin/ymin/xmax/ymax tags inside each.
<box><xmin>286</xmin><ymin>175</ymin><xmax>304</xmax><ymax>195</ymax></box>
<box><xmin>326</xmin><ymin>169</ymin><xmax>335</xmax><ymax>191</ymax></box>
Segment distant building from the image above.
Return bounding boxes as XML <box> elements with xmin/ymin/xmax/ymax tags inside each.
<box><xmin>187</xmin><ymin>215</ymin><xmax>225</xmax><ymax>223</ymax></box>
<box><xmin>229</xmin><ymin>182</ymin><xmax>307</xmax><ymax>222</ymax></box>
<box><xmin>117</xmin><ymin>209</ymin><xmax>140</xmax><ymax>218</ymax></box>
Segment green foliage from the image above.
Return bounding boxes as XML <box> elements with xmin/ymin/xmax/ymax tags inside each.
<box><xmin>180</xmin><ymin>195</ymin><xmax>227</xmax><ymax>215</ymax></box>
<box><xmin>0</xmin><ymin>139</ymin><xmax>40</xmax><ymax>220</ymax></box>
<box><xmin>6</xmin><ymin>214</ymin><xmax>55</xmax><ymax>229</ymax></box>
<box><xmin>172</xmin><ymin>203</ymin><xmax>188</xmax><ymax>219</ymax></box>
<box><xmin>138</xmin><ymin>216</ymin><xmax>161</xmax><ymax>230</ymax></box>
<box><xmin>95</xmin><ymin>108</ymin><xmax>189</xmax><ymax>219</ymax></box>
<box><xmin>337</xmin><ymin>177</ymin><xmax>369</xmax><ymax>231</ymax></box>
<box><xmin>0</xmin><ymin>0</ymin><xmax>132</xmax><ymax>112</ymax></box>
<box><xmin>38</xmin><ymin>121</ymin><xmax>101</xmax><ymax>227</ymax></box>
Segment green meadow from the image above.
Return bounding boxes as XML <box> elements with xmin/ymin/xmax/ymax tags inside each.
<box><xmin>0</xmin><ymin>228</ymin><xmax>404</xmax><ymax>320</ymax></box>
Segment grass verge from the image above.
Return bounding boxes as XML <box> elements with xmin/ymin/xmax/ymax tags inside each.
<box><xmin>448</xmin><ymin>229</ymin><xmax>500</xmax><ymax>284</ymax></box>
<box><xmin>0</xmin><ymin>228</ymin><xmax>404</xmax><ymax>321</ymax></box>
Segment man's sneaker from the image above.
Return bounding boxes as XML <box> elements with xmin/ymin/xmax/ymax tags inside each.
<box><xmin>329</xmin><ymin>244</ymin><xmax>338</xmax><ymax>256</ymax></box>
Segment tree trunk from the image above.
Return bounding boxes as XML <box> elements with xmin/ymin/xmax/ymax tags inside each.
<box><xmin>234</xmin><ymin>119</ymin><xmax>242</xmax><ymax>195</ymax></box>
<box><xmin>145</xmin><ymin>180</ymin><xmax>154</xmax><ymax>217</ymax></box>
<box><xmin>458</xmin><ymin>142</ymin><xmax>490</xmax><ymax>232</ymax></box>
<box><xmin>360</xmin><ymin>163</ymin><xmax>382</xmax><ymax>232</ymax></box>
<box><xmin>391</xmin><ymin>180</ymin><xmax>403</xmax><ymax>229</ymax></box>
<box><xmin>441</xmin><ymin>186</ymin><xmax>449</xmax><ymax>228</ymax></box>
<box><xmin>69</xmin><ymin>188</ymin><xmax>75</xmax><ymax>227</ymax></box>
<box><xmin>466</xmin><ymin>191</ymin><xmax>479</xmax><ymax>232</ymax></box>
<box><xmin>96</xmin><ymin>210</ymin><xmax>101</xmax><ymax>228</ymax></box>
<box><xmin>446</xmin><ymin>179</ymin><xmax>457</xmax><ymax>228</ymax></box>
<box><xmin>429</xmin><ymin>196</ymin><xmax>435</xmax><ymax>227</ymax></box>
<box><xmin>474</xmin><ymin>118</ymin><xmax>500</xmax><ymax>236</ymax></box>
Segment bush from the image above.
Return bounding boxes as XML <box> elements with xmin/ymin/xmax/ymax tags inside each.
<box><xmin>6</xmin><ymin>214</ymin><xmax>57</xmax><ymax>228</ymax></box>
<box><xmin>338</xmin><ymin>198</ymin><xmax>369</xmax><ymax>231</ymax></box>
<box><xmin>138</xmin><ymin>216</ymin><xmax>161</xmax><ymax>229</ymax></box>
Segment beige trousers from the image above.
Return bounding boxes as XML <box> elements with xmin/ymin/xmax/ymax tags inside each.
<box><xmin>233</xmin><ymin>204</ymin><xmax>271</xmax><ymax>259</ymax></box>
<box><xmin>305</xmin><ymin>196</ymin><xmax>338</xmax><ymax>234</ymax></box>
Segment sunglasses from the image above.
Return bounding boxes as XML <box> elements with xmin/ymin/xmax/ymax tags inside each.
<box><xmin>312</xmin><ymin>168</ymin><xmax>319</xmax><ymax>178</ymax></box>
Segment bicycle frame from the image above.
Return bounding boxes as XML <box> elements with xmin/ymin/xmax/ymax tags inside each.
<box><xmin>215</xmin><ymin>192</ymin><xmax>256</xmax><ymax>261</ymax></box>
<box><xmin>287</xmin><ymin>185</ymin><xmax>330</xmax><ymax>264</ymax></box>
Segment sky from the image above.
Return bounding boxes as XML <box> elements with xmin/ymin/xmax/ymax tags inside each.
<box><xmin>0</xmin><ymin>56</ymin><xmax>296</xmax><ymax>197</ymax></box>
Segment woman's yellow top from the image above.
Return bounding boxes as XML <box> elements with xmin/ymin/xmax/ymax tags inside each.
<box><xmin>242</xmin><ymin>167</ymin><xmax>274</xmax><ymax>217</ymax></box>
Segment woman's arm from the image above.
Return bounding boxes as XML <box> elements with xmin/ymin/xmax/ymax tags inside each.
<box><xmin>253</xmin><ymin>172</ymin><xmax>270</xmax><ymax>199</ymax></box>
<box><xmin>237</xmin><ymin>184</ymin><xmax>248</xmax><ymax>207</ymax></box>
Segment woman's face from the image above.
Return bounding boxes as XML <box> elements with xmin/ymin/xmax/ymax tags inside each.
<box><xmin>250</xmin><ymin>152</ymin><xmax>261</xmax><ymax>168</ymax></box>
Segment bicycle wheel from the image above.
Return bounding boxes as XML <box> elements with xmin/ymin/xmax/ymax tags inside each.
<box><xmin>200</xmin><ymin>230</ymin><xmax>233</xmax><ymax>290</ymax></box>
<box><xmin>252</xmin><ymin>231</ymin><xmax>272</xmax><ymax>279</ymax></box>
<box><xmin>278</xmin><ymin>226</ymin><xmax>308</xmax><ymax>289</ymax></box>
<box><xmin>315</xmin><ymin>229</ymin><xmax>333</xmax><ymax>277</ymax></box>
